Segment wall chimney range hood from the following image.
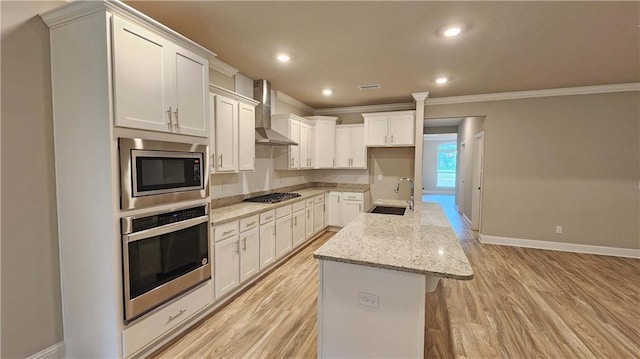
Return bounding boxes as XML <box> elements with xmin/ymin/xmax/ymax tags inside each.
<box><xmin>253</xmin><ymin>79</ymin><xmax>297</xmax><ymax>146</ymax></box>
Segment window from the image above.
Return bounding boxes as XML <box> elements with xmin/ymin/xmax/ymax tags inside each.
<box><xmin>437</xmin><ymin>142</ymin><xmax>457</xmax><ymax>188</ymax></box>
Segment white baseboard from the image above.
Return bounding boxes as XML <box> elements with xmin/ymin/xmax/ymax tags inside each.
<box><xmin>26</xmin><ymin>342</ymin><xmax>65</xmax><ymax>359</ymax></box>
<box><xmin>462</xmin><ymin>213</ymin><xmax>472</xmax><ymax>227</ymax></box>
<box><xmin>479</xmin><ymin>234</ymin><xmax>640</xmax><ymax>259</ymax></box>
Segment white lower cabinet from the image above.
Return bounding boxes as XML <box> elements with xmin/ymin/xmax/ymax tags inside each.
<box><xmin>239</xmin><ymin>227</ymin><xmax>259</xmax><ymax>282</ymax></box>
<box><xmin>314</xmin><ymin>201</ymin><xmax>324</xmax><ymax>234</ymax></box>
<box><xmin>305</xmin><ymin>204</ymin><xmax>314</xmax><ymax>239</ymax></box>
<box><xmin>275</xmin><ymin>214</ymin><xmax>292</xmax><ymax>259</ymax></box>
<box><xmin>326</xmin><ymin>192</ymin><xmax>364</xmax><ymax>227</ymax></box>
<box><xmin>292</xmin><ymin>209</ymin><xmax>306</xmax><ymax>248</ymax></box>
<box><xmin>122</xmin><ymin>281</ymin><xmax>212</xmax><ymax>358</ymax></box>
<box><xmin>214</xmin><ymin>235</ymin><xmax>240</xmax><ymax>300</ymax></box>
<box><xmin>259</xmin><ymin>221</ymin><xmax>276</xmax><ymax>270</ymax></box>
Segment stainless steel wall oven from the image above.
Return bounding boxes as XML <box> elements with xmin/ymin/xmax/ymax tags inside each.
<box><xmin>119</xmin><ymin>138</ymin><xmax>208</xmax><ymax>210</ymax></box>
<box><xmin>122</xmin><ymin>204</ymin><xmax>210</xmax><ymax>322</ymax></box>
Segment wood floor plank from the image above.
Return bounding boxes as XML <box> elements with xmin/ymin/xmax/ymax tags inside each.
<box><xmin>149</xmin><ymin>196</ymin><xmax>640</xmax><ymax>359</ymax></box>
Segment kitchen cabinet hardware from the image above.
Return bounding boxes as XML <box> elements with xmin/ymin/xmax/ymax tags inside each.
<box><xmin>246</xmin><ymin>221</ymin><xmax>256</xmax><ymax>227</ymax></box>
<box><xmin>236</xmin><ymin>240</ymin><xmax>240</xmax><ymax>255</ymax></box>
<box><xmin>265</xmin><ymin>215</ymin><xmax>273</xmax><ymax>220</ymax></box>
<box><xmin>222</xmin><ymin>229</ymin><xmax>234</xmax><ymax>235</ymax></box>
<box><xmin>166</xmin><ymin>309</ymin><xmax>187</xmax><ymax>323</ymax></box>
<box><xmin>219</xmin><ymin>154</ymin><xmax>223</xmax><ymax>167</ymax></box>
<box><xmin>243</xmin><ymin>237</ymin><xmax>246</xmax><ymax>251</ymax></box>
<box><xmin>166</xmin><ymin>107</ymin><xmax>173</xmax><ymax>130</ymax></box>
<box><xmin>173</xmin><ymin>108</ymin><xmax>179</xmax><ymax>130</ymax></box>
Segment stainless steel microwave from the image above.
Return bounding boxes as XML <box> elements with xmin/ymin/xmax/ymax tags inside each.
<box><xmin>119</xmin><ymin>138</ymin><xmax>208</xmax><ymax>210</ymax></box>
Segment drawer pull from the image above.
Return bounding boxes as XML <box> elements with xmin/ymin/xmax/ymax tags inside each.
<box><xmin>167</xmin><ymin>309</ymin><xmax>186</xmax><ymax>323</ymax></box>
<box><xmin>245</xmin><ymin>221</ymin><xmax>256</xmax><ymax>227</ymax></box>
<box><xmin>264</xmin><ymin>215</ymin><xmax>273</xmax><ymax>220</ymax></box>
<box><xmin>222</xmin><ymin>229</ymin><xmax>235</xmax><ymax>235</ymax></box>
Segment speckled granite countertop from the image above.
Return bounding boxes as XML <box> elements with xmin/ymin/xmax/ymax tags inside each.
<box><xmin>313</xmin><ymin>200</ymin><xmax>474</xmax><ymax>280</ymax></box>
<box><xmin>210</xmin><ymin>187</ymin><xmax>368</xmax><ymax>226</ymax></box>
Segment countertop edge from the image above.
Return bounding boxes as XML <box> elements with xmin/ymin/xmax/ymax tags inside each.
<box><xmin>313</xmin><ymin>253</ymin><xmax>474</xmax><ymax>280</ymax></box>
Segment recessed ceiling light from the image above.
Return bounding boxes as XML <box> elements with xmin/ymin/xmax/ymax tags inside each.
<box><xmin>322</xmin><ymin>89</ymin><xmax>332</xmax><ymax>96</ymax></box>
<box><xmin>435</xmin><ymin>77</ymin><xmax>448</xmax><ymax>84</ymax></box>
<box><xmin>276</xmin><ymin>54</ymin><xmax>290</xmax><ymax>62</ymax></box>
<box><xmin>443</xmin><ymin>27</ymin><xmax>462</xmax><ymax>37</ymax></box>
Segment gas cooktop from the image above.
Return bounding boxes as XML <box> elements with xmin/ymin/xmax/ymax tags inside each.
<box><xmin>244</xmin><ymin>192</ymin><xmax>301</xmax><ymax>204</ymax></box>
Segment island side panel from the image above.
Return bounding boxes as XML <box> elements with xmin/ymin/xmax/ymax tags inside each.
<box><xmin>318</xmin><ymin>259</ymin><xmax>426</xmax><ymax>358</ymax></box>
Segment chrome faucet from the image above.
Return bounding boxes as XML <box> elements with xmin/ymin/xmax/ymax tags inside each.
<box><xmin>394</xmin><ymin>177</ymin><xmax>414</xmax><ymax>210</ymax></box>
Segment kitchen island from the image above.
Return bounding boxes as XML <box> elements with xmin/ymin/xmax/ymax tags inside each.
<box><xmin>313</xmin><ymin>200</ymin><xmax>473</xmax><ymax>358</ymax></box>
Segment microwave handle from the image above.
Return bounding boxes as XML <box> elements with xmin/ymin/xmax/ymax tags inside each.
<box><xmin>123</xmin><ymin>216</ymin><xmax>208</xmax><ymax>242</ymax></box>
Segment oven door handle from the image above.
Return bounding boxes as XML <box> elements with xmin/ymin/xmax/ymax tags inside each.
<box><xmin>123</xmin><ymin>216</ymin><xmax>209</xmax><ymax>243</ymax></box>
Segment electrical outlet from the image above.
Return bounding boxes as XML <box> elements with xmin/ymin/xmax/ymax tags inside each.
<box><xmin>358</xmin><ymin>292</ymin><xmax>379</xmax><ymax>308</ymax></box>
<box><xmin>556</xmin><ymin>225</ymin><xmax>563</xmax><ymax>234</ymax></box>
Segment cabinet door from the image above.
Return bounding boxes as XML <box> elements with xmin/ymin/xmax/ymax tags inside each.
<box><xmin>238</xmin><ymin>103</ymin><xmax>255</xmax><ymax>171</ymax></box>
<box><xmin>307</xmin><ymin>127</ymin><xmax>315</xmax><ymax>169</ymax></box>
<box><xmin>342</xmin><ymin>200</ymin><xmax>362</xmax><ymax>226</ymax></box>
<box><xmin>259</xmin><ymin>222</ymin><xmax>276</xmax><ymax>270</ymax></box>
<box><xmin>112</xmin><ymin>16</ymin><xmax>172</xmax><ymax>133</ymax></box>
<box><xmin>351</xmin><ymin>127</ymin><xmax>367</xmax><ymax>168</ymax></box>
<box><xmin>299</xmin><ymin>124</ymin><xmax>309</xmax><ymax>168</ymax></box>
<box><xmin>364</xmin><ymin>117</ymin><xmax>389</xmax><ymax>146</ymax></box>
<box><xmin>290</xmin><ymin>121</ymin><xmax>300</xmax><ymax>169</ymax></box>
<box><xmin>214</xmin><ymin>236</ymin><xmax>240</xmax><ymax>300</ymax></box>
<box><xmin>172</xmin><ymin>46</ymin><xmax>208</xmax><ymax>137</ymax></box>
<box><xmin>315</xmin><ymin>121</ymin><xmax>335</xmax><ymax>168</ymax></box>
<box><xmin>314</xmin><ymin>202</ymin><xmax>324</xmax><ymax>233</ymax></box>
<box><xmin>388</xmin><ymin>114</ymin><xmax>415</xmax><ymax>145</ymax></box>
<box><xmin>275</xmin><ymin>215</ymin><xmax>292</xmax><ymax>259</ymax></box>
<box><xmin>326</xmin><ymin>192</ymin><xmax>342</xmax><ymax>226</ymax></box>
<box><xmin>292</xmin><ymin>210</ymin><xmax>306</xmax><ymax>248</ymax></box>
<box><xmin>335</xmin><ymin>127</ymin><xmax>351</xmax><ymax>168</ymax></box>
<box><xmin>214</xmin><ymin>95</ymin><xmax>238</xmax><ymax>172</ymax></box>
<box><xmin>305</xmin><ymin>206</ymin><xmax>314</xmax><ymax>239</ymax></box>
<box><xmin>240</xmin><ymin>228</ymin><xmax>259</xmax><ymax>282</ymax></box>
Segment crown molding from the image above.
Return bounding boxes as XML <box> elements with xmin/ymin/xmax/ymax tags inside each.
<box><xmin>209</xmin><ymin>58</ymin><xmax>238</xmax><ymax>77</ymax></box>
<box><xmin>209</xmin><ymin>84</ymin><xmax>259</xmax><ymax>106</ymax></box>
<box><xmin>426</xmin><ymin>83</ymin><xmax>640</xmax><ymax>106</ymax></box>
<box><xmin>315</xmin><ymin>102</ymin><xmax>415</xmax><ymax>115</ymax></box>
<box><xmin>274</xmin><ymin>91</ymin><xmax>315</xmax><ymax>114</ymax></box>
<box><xmin>412</xmin><ymin>92</ymin><xmax>429</xmax><ymax>102</ymax></box>
<box><xmin>40</xmin><ymin>0</ymin><xmax>217</xmax><ymax>63</ymax></box>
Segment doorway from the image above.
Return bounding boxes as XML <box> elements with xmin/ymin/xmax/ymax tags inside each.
<box><xmin>422</xmin><ymin>133</ymin><xmax>458</xmax><ymax>195</ymax></box>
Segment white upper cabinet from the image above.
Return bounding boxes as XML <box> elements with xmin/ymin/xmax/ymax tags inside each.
<box><xmin>209</xmin><ymin>85</ymin><xmax>259</xmax><ymax>174</ymax></box>
<box><xmin>172</xmin><ymin>46</ymin><xmax>208</xmax><ymax>136</ymax></box>
<box><xmin>112</xmin><ymin>16</ymin><xmax>208</xmax><ymax>137</ymax></box>
<box><xmin>213</xmin><ymin>95</ymin><xmax>238</xmax><ymax>172</ymax></box>
<box><xmin>238</xmin><ymin>102</ymin><xmax>256</xmax><ymax>171</ymax></box>
<box><xmin>363</xmin><ymin>111</ymin><xmax>415</xmax><ymax>147</ymax></box>
<box><xmin>305</xmin><ymin>116</ymin><xmax>337</xmax><ymax>169</ymax></box>
<box><xmin>335</xmin><ymin>124</ymin><xmax>367</xmax><ymax>169</ymax></box>
<box><xmin>272</xmin><ymin>114</ymin><xmax>315</xmax><ymax>170</ymax></box>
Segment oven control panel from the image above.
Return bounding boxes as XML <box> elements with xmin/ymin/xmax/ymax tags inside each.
<box><xmin>131</xmin><ymin>206</ymin><xmax>206</xmax><ymax>232</ymax></box>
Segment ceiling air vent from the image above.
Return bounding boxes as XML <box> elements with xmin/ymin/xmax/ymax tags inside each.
<box><xmin>358</xmin><ymin>84</ymin><xmax>381</xmax><ymax>90</ymax></box>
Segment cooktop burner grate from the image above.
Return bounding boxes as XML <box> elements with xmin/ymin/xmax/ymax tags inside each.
<box><xmin>244</xmin><ymin>192</ymin><xmax>301</xmax><ymax>204</ymax></box>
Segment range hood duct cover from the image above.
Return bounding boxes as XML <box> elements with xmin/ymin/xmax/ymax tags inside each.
<box><xmin>253</xmin><ymin>79</ymin><xmax>297</xmax><ymax>146</ymax></box>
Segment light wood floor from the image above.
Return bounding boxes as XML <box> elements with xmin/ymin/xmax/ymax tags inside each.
<box><xmin>151</xmin><ymin>196</ymin><xmax>640</xmax><ymax>358</ymax></box>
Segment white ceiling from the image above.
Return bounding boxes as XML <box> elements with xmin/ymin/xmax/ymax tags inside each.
<box><xmin>126</xmin><ymin>1</ymin><xmax>640</xmax><ymax>109</ymax></box>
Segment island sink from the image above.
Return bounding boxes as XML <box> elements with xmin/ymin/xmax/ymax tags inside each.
<box><xmin>369</xmin><ymin>205</ymin><xmax>406</xmax><ymax>215</ymax></box>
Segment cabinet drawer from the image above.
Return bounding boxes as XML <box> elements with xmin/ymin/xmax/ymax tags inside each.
<box><xmin>214</xmin><ymin>221</ymin><xmax>239</xmax><ymax>242</ymax></box>
<box><xmin>315</xmin><ymin>195</ymin><xmax>324</xmax><ymax>204</ymax></box>
<box><xmin>292</xmin><ymin>200</ymin><xmax>305</xmax><ymax>212</ymax></box>
<box><xmin>276</xmin><ymin>205</ymin><xmax>292</xmax><ymax>218</ymax></box>
<box><xmin>306</xmin><ymin>198</ymin><xmax>315</xmax><ymax>207</ymax></box>
<box><xmin>122</xmin><ymin>280</ymin><xmax>212</xmax><ymax>358</ymax></box>
<box><xmin>260</xmin><ymin>210</ymin><xmax>276</xmax><ymax>224</ymax></box>
<box><xmin>240</xmin><ymin>215</ymin><xmax>259</xmax><ymax>232</ymax></box>
<box><xmin>342</xmin><ymin>192</ymin><xmax>363</xmax><ymax>201</ymax></box>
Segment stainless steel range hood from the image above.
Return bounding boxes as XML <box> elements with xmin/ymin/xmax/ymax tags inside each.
<box><xmin>253</xmin><ymin>79</ymin><xmax>297</xmax><ymax>146</ymax></box>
